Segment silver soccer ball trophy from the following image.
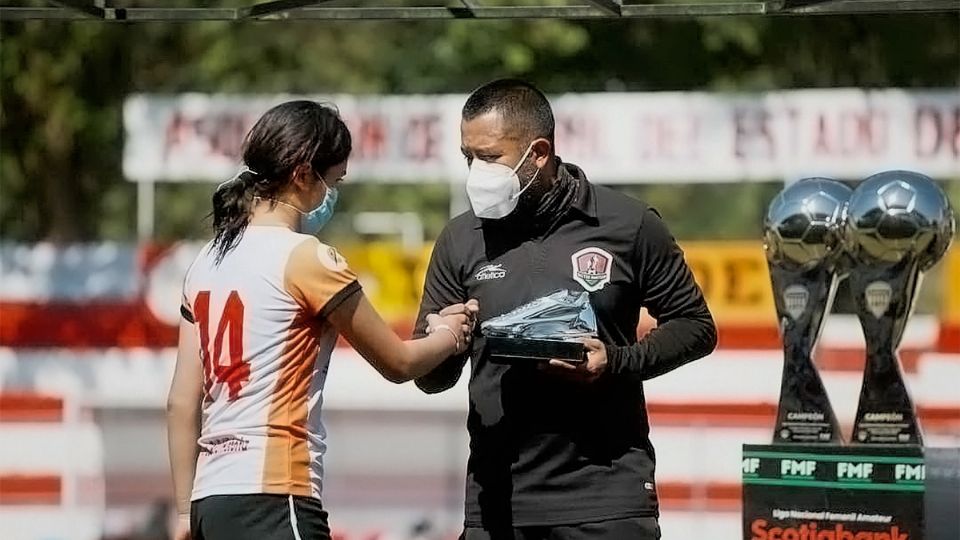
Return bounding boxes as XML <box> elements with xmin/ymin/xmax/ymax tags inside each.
<box><xmin>845</xmin><ymin>170</ymin><xmax>955</xmax><ymax>445</ymax></box>
<box><xmin>764</xmin><ymin>178</ymin><xmax>852</xmax><ymax>272</ymax></box>
<box><xmin>845</xmin><ymin>170</ymin><xmax>955</xmax><ymax>272</ymax></box>
<box><xmin>764</xmin><ymin>178</ymin><xmax>852</xmax><ymax>444</ymax></box>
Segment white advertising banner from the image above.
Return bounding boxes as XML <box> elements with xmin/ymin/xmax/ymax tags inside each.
<box><xmin>123</xmin><ymin>89</ymin><xmax>960</xmax><ymax>183</ymax></box>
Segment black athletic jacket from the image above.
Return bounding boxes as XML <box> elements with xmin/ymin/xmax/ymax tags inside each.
<box><xmin>413</xmin><ymin>162</ymin><xmax>717</xmax><ymax>527</ymax></box>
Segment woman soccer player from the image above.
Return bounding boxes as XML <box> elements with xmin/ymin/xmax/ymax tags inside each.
<box><xmin>166</xmin><ymin>100</ymin><xmax>477</xmax><ymax>540</ymax></box>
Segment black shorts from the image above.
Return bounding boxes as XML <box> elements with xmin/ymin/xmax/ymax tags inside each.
<box><xmin>462</xmin><ymin>517</ymin><xmax>661</xmax><ymax>540</ymax></box>
<box><xmin>191</xmin><ymin>494</ymin><xmax>330</xmax><ymax>540</ymax></box>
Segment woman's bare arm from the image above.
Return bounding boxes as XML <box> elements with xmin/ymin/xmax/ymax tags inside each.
<box><xmin>328</xmin><ymin>291</ymin><xmax>475</xmax><ymax>383</ymax></box>
<box><xmin>166</xmin><ymin>318</ymin><xmax>204</xmax><ymax>522</ymax></box>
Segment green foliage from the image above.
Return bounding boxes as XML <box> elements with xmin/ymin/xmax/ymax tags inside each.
<box><xmin>1</xmin><ymin>10</ymin><xmax>958</xmax><ymax>241</ymax></box>
<box><xmin>614</xmin><ymin>182</ymin><xmax>786</xmax><ymax>240</ymax></box>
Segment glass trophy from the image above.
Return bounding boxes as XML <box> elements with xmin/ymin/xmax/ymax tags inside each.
<box><xmin>481</xmin><ymin>289</ymin><xmax>598</xmax><ymax>362</ymax></box>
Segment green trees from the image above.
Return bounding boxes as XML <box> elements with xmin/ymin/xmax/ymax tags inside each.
<box><xmin>1</xmin><ymin>11</ymin><xmax>957</xmax><ymax>241</ymax></box>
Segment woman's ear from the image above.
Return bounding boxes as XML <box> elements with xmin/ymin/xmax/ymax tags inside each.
<box><xmin>531</xmin><ymin>138</ymin><xmax>552</xmax><ymax>168</ymax></box>
<box><xmin>290</xmin><ymin>163</ymin><xmax>315</xmax><ymax>191</ymax></box>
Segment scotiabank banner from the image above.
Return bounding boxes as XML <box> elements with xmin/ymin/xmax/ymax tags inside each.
<box><xmin>123</xmin><ymin>89</ymin><xmax>960</xmax><ymax>183</ymax></box>
<box><xmin>742</xmin><ymin>445</ymin><xmax>924</xmax><ymax>540</ymax></box>
<box><xmin>750</xmin><ymin>516</ymin><xmax>915</xmax><ymax>540</ymax></box>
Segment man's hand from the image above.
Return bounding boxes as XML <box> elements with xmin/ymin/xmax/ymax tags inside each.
<box><xmin>439</xmin><ymin>299</ymin><xmax>480</xmax><ymax>327</ymax></box>
<box><xmin>539</xmin><ymin>338</ymin><xmax>607</xmax><ymax>383</ymax></box>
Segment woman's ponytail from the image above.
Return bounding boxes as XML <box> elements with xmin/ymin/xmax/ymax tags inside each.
<box><xmin>210</xmin><ymin>170</ymin><xmax>259</xmax><ymax>264</ymax></box>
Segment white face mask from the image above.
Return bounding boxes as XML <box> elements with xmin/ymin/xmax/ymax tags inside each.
<box><xmin>465</xmin><ymin>143</ymin><xmax>539</xmax><ymax>219</ymax></box>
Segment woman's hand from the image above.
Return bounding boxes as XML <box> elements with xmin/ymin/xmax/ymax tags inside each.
<box><xmin>426</xmin><ymin>299</ymin><xmax>479</xmax><ymax>354</ymax></box>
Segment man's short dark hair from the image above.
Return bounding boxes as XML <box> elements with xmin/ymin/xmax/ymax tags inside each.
<box><xmin>462</xmin><ymin>79</ymin><xmax>555</xmax><ymax>144</ymax></box>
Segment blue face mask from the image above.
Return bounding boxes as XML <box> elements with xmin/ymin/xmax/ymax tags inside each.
<box><xmin>301</xmin><ymin>182</ymin><xmax>338</xmax><ymax>235</ymax></box>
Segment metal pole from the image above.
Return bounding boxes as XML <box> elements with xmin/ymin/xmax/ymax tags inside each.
<box><xmin>7</xmin><ymin>1</ymin><xmax>957</xmax><ymax>20</ymax></box>
<box><xmin>448</xmin><ymin>183</ymin><xmax>470</xmax><ymax>221</ymax></box>
<box><xmin>137</xmin><ymin>180</ymin><xmax>155</xmax><ymax>241</ymax></box>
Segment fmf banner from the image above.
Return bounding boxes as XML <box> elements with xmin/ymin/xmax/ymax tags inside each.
<box><xmin>742</xmin><ymin>445</ymin><xmax>926</xmax><ymax>540</ymax></box>
<box><xmin>123</xmin><ymin>89</ymin><xmax>960</xmax><ymax>183</ymax></box>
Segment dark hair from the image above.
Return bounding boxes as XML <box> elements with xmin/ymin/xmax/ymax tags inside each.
<box><xmin>462</xmin><ymin>79</ymin><xmax>555</xmax><ymax>145</ymax></box>
<box><xmin>211</xmin><ymin>100</ymin><xmax>351</xmax><ymax>263</ymax></box>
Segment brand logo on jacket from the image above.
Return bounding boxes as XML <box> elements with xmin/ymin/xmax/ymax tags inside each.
<box><xmin>475</xmin><ymin>263</ymin><xmax>507</xmax><ymax>281</ymax></box>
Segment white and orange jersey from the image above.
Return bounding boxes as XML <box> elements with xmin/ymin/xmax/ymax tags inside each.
<box><xmin>181</xmin><ymin>225</ymin><xmax>360</xmax><ymax>501</ymax></box>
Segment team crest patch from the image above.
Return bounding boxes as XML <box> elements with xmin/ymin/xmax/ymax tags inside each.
<box><xmin>318</xmin><ymin>244</ymin><xmax>348</xmax><ymax>271</ymax></box>
<box><xmin>571</xmin><ymin>247</ymin><xmax>613</xmax><ymax>292</ymax></box>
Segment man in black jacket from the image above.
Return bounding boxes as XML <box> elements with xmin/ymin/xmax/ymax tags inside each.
<box><xmin>415</xmin><ymin>79</ymin><xmax>717</xmax><ymax>539</ymax></box>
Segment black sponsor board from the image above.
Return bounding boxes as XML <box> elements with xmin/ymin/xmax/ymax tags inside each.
<box><xmin>742</xmin><ymin>444</ymin><xmax>924</xmax><ymax>540</ymax></box>
<box><xmin>924</xmin><ymin>448</ymin><xmax>960</xmax><ymax>540</ymax></box>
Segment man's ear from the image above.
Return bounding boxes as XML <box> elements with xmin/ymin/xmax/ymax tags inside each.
<box><xmin>531</xmin><ymin>138</ymin><xmax>552</xmax><ymax>168</ymax></box>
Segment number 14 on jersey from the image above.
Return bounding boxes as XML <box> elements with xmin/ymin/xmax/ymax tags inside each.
<box><xmin>193</xmin><ymin>290</ymin><xmax>250</xmax><ymax>402</ymax></box>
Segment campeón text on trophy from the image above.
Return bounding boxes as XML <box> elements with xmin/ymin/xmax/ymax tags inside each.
<box><xmin>763</xmin><ymin>178</ymin><xmax>851</xmax><ymax>444</ymax></box>
<box><xmin>481</xmin><ymin>289</ymin><xmax>598</xmax><ymax>362</ymax></box>
<box><xmin>845</xmin><ymin>170</ymin><xmax>955</xmax><ymax>445</ymax></box>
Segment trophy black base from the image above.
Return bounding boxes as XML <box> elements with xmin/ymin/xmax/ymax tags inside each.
<box><xmin>773</xmin><ymin>360</ymin><xmax>844</xmax><ymax>444</ymax></box>
<box><xmin>851</xmin><ymin>409</ymin><xmax>924</xmax><ymax>446</ymax></box>
<box><xmin>486</xmin><ymin>336</ymin><xmax>587</xmax><ymax>362</ymax></box>
<box><xmin>852</xmin><ymin>366</ymin><xmax>924</xmax><ymax>445</ymax></box>
<box><xmin>742</xmin><ymin>444</ymin><xmax>960</xmax><ymax>540</ymax></box>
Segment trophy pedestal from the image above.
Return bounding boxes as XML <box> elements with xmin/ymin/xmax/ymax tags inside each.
<box><xmin>741</xmin><ymin>444</ymin><xmax>960</xmax><ymax>540</ymax></box>
<box><xmin>486</xmin><ymin>336</ymin><xmax>587</xmax><ymax>362</ymax></box>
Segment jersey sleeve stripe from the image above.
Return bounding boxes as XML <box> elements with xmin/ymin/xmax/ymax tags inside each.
<box><xmin>316</xmin><ymin>280</ymin><xmax>361</xmax><ymax>320</ymax></box>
